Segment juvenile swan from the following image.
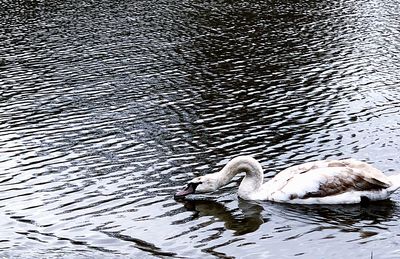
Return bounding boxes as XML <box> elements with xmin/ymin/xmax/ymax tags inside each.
<box><xmin>174</xmin><ymin>156</ymin><xmax>400</xmax><ymax>204</ymax></box>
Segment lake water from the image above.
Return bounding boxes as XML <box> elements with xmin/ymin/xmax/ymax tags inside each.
<box><xmin>1</xmin><ymin>0</ymin><xmax>400</xmax><ymax>258</ymax></box>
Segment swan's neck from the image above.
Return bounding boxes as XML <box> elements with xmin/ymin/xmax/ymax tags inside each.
<box><xmin>217</xmin><ymin>156</ymin><xmax>264</xmax><ymax>199</ymax></box>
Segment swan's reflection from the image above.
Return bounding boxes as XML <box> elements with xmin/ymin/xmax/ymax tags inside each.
<box><xmin>178</xmin><ymin>198</ymin><xmax>265</xmax><ymax>235</ymax></box>
<box><xmin>177</xmin><ymin>197</ymin><xmax>398</xmax><ymax>238</ymax></box>
<box><xmin>273</xmin><ymin>199</ymin><xmax>397</xmax><ymax>225</ymax></box>
<box><xmin>263</xmin><ymin>199</ymin><xmax>398</xmax><ymax>242</ymax></box>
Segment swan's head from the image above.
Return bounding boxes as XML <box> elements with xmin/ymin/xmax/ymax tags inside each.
<box><xmin>174</xmin><ymin>174</ymin><xmax>220</xmax><ymax>199</ymax></box>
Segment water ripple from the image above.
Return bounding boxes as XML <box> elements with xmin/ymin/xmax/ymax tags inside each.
<box><xmin>1</xmin><ymin>0</ymin><xmax>400</xmax><ymax>258</ymax></box>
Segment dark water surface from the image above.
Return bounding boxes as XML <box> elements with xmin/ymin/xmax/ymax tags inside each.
<box><xmin>1</xmin><ymin>0</ymin><xmax>400</xmax><ymax>258</ymax></box>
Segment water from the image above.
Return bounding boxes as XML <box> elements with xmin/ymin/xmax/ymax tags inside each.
<box><xmin>1</xmin><ymin>0</ymin><xmax>400</xmax><ymax>258</ymax></box>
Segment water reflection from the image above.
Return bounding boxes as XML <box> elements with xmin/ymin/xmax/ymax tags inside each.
<box><xmin>175</xmin><ymin>197</ymin><xmax>397</xmax><ymax>241</ymax></box>
<box><xmin>178</xmin><ymin>198</ymin><xmax>265</xmax><ymax>236</ymax></box>
<box><xmin>280</xmin><ymin>199</ymin><xmax>397</xmax><ymax>222</ymax></box>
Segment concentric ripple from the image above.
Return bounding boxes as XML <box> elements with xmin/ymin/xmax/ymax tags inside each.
<box><xmin>1</xmin><ymin>0</ymin><xmax>400</xmax><ymax>258</ymax></box>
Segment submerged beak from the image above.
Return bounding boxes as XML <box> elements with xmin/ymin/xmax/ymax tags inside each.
<box><xmin>174</xmin><ymin>183</ymin><xmax>198</xmax><ymax>199</ymax></box>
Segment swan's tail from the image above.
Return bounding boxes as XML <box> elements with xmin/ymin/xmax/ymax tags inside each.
<box><xmin>388</xmin><ymin>174</ymin><xmax>400</xmax><ymax>192</ymax></box>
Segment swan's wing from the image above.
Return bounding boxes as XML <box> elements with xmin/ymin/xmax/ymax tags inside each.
<box><xmin>267</xmin><ymin>160</ymin><xmax>391</xmax><ymax>201</ymax></box>
<box><xmin>290</xmin><ymin>168</ymin><xmax>390</xmax><ymax>200</ymax></box>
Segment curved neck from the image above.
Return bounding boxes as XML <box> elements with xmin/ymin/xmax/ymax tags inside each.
<box><xmin>217</xmin><ymin>156</ymin><xmax>264</xmax><ymax>199</ymax></box>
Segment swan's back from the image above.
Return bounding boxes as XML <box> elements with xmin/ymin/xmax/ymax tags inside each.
<box><xmin>264</xmin><ymin>159</ymin><xmax>395</xmax><ymax>204</ymax></box>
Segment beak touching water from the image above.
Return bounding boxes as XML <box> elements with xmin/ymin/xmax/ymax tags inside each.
<box><xmin>174</xmin><ymin>182</ymin><xmax>199</xmax><ymax>199</ymax></box>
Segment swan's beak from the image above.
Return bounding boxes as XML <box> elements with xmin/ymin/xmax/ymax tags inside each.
<box><xmin>174</xmin><ymin>182</ymin><xmax>198</xmax><ymax>199</ymax></box>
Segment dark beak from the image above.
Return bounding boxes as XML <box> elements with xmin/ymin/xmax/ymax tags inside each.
<box><xmin>174</xmin><ymin>183</ymin><xmax>198</xmax><ymax>199</ymax></box>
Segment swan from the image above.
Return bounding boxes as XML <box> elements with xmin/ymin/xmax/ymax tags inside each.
<box><xmin>174</xmin><ymin>156</ymin><xmax>400</xmax><ymax>204</ymax></box>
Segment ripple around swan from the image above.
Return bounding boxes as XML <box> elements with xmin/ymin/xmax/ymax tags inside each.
<box><xmin>1</xmin><ymin>0</ymin><xmax>400</xmax><ymax>258</ymax></box>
